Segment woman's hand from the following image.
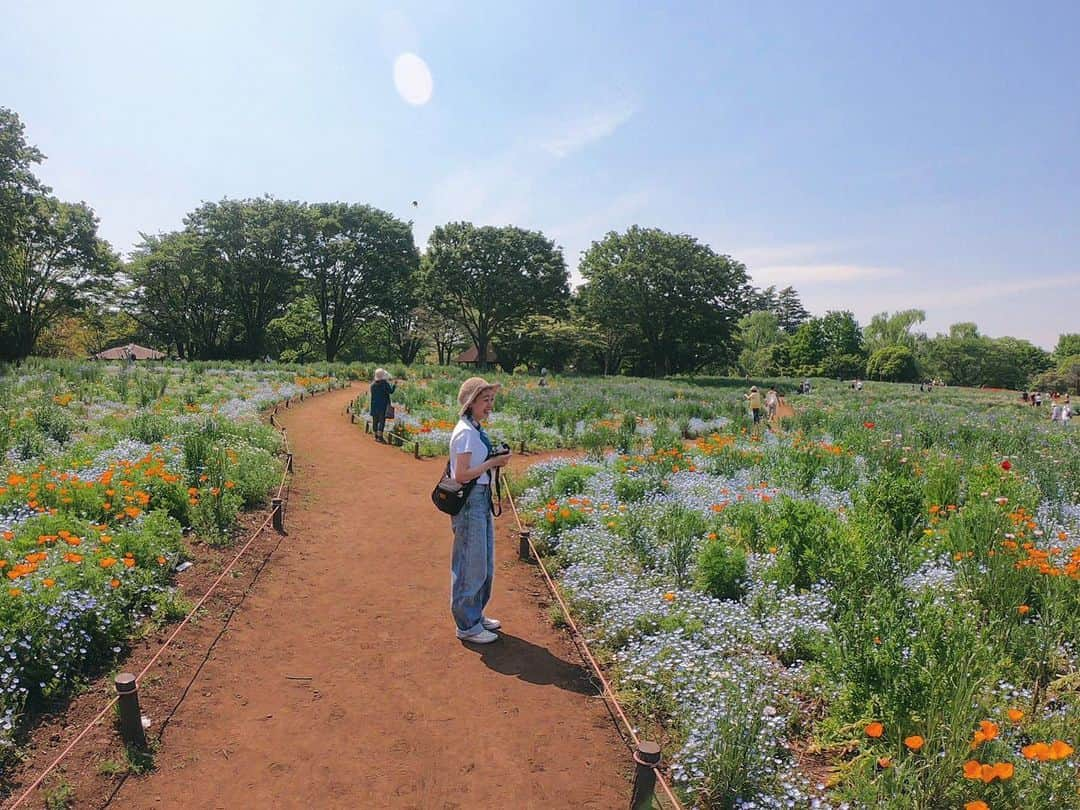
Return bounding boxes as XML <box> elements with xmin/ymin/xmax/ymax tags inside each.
<box><xmin>486</xmin><ymin>452</ymin><xmax>512</xmax><ymax>469</ymax></box>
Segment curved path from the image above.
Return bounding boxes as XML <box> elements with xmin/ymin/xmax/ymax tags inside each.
<box><xmin>112</xmin><ymin>386</ymin><xmax>628</xmax><ymax>809</ymax></box>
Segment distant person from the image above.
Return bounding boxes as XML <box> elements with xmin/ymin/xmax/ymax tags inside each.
<box><xmin>1034</xmin><ymin>391</ymin><xmax>1043</xmax><ymax>407</ymax></box>
<box><xmin>1021</xmin><ymin>390</ymin><xmax>1029</xmax><ymax>403</ymax></box>
<box><xmin>369</xmin><ymin>368</ymin><xmax>396</xmax><ymax>444</ymax></box>
<box><xmin>745</xmin><ymin>385</ymin><xmax>763</xmax><ymax>423</ymax></box>
<box><xmin>538</xmin><ymin>366</ymin><xmax>548</xmax><ymax>387</ymax></box>
<box><xmin>449</xmin><ymin>377</ymin><xmax>512</xmax><ymax>644</ymax></box>
<box><xmin>855</xmin><ymin>378</ymin><xmax>863</xmax><ymax>392</ymax></box>
<box><xmin>1051</xmin><ymin>402</ymin><xmax>1063</xmax><ymax>423</ymax></box>
<box><xmin>765</xmin><ymin>387</ymin><xmax>779</xmax><ymax>420</ymax></box>
<box><xmin>1062</xmin><ymin>397</ymin><xmax>1072</xmax><ymax>425</ymax></box>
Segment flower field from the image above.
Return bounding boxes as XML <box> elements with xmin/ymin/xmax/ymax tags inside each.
<box><xmin>351</xmin><ymin>366</ymin><xmax>745</xmax><ymax>455</ymax></box>
<box><xmin>0</xmin><ymin>360</ymin><xmax>336</xmax><ymax>757</ymax></box>
<box><xmin>514</xmin><ymin>380</ymin><xmax>1079</xmax><ymax>808</ymax></box>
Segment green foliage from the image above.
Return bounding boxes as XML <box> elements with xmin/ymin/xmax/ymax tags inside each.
<box><xmin>695</xmin><ymin>529</ymin><xmax>748</xmax><ymax>600</ymax></box>
<box><xmin>551</xmin><ymin>464</ymin><xmax>598</xmax><ymax>497</ymax></box>
<box><xmin>578</xmin><ymin>226</ymin><xmax>748</xmax><ymax>376</ymax></box>
<box><xmin>866</xmin><ymin>345</ymin><xmax>919</xmax><ymax>382</ymax></box>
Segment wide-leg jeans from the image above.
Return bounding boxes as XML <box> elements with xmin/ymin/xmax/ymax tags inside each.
<box><xmin>450</xmin><ymin>484</ymin><xmax>494</xmax><ymax>637</ymax></box>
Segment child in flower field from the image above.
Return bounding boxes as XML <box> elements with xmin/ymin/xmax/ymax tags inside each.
<box><xmin>765</xmin><ymin>387</ymin><xmax>779</xmax><ymax>421</ymax></box>
<box><xmin>745</xmin><ymin>386</ymin><xmax>763</xmax><ymax>423</ymax></box>
<box><xmin>1051</xmin><ymin>402</ymin><xmax>1062</xmax><ymax>423</ymax></box>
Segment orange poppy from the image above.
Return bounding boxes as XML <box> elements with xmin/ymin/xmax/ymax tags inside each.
<box><xmin>904</xmin><ymin>735</ymin><xmax>924</xmax><ymax>751</ymax></box>
<box><xmin>963</xmin><ymin>760</ymin><xmax>982</xmax><ymax>779</ymax></box>
<box><xmin>865</xmin><ymin>722</ymin><xmax>884</xmax><ymax>738</ymax></box>
<box><xmin>1006</xmin><ymin>708</ymin><xmax>1024</xmax><ymax>722</ymax></box>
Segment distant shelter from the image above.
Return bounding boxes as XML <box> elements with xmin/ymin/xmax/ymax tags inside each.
<box><xmin>91</xmin><ymin>344</ymin><xmax>166</xmax><ymax>361</ymax></box>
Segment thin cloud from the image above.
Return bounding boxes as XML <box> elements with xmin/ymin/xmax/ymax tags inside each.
<box><xmin>541</xmin><ymin>102</ymin><xmax>636</xmax><ymax>158</ymax></box>
<box><xmin>929</xmin><ymin>273</ymin><xmax>1080</xmax><ymax>307</ymax></box>
<box><xmin>752</xmin><ymin>263</ymin><xmax>900</xmax><ymax>284</ymax></box>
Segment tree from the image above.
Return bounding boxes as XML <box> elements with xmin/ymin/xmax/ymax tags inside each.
<box><xmin>422</xmin><ymin>222</ymin><xmax>569</xmax><ymax>370</ymax></box>
<box><xmin>267</xmin><ymin>296</ymin><xmax>324</xmax><ymax>363</ymax></box>
<box><xmin>578</xmin><ymin>226</ymin><xmax>748</xmax><ymax>376</ymax></box>
<box><xmin>128</xmin><ymin>231</ymin><xmax>229</xmax><ymax>359</ymax></box>
<box><xmin>737</xmin><ymin>310</ymin><xmax>786</xmax><ymax>376</ymax></box>
<box><xmin>0</xmin><ymin>195</ymin><xmax>114</xmax><ymax>360</ymax></box>
<box><xmin>184</xmin><ymin>198</ymin><xmax>302</xmax><ymax>360</ymax></box>
<box><xmin>866</xmin><ymin>345</ymin><xmax>919</xmax><ymax>381</ymax></box>
<box><xmin>774</xmin><ymin>286</ymin><xmax>810</xmax><ymax>334</ymax></box>
<box><xmin>298</xmin><ymin>203</ymin><xmax>418</xmax><ymax>361</ymax></box>
<box><xmin>1053</xmin><ymin>334</ymin><xmax>1080</xmax><ymax>362</ymax></box>
<box><xmin>863</xmin><ymin>309</ymin><xmax>926</xmax><ymax>354</ymax></box>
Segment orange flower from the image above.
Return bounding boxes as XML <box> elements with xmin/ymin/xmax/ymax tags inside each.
<box><xmin>124</xmin><ymin>506</ymin><xmax>142</xmax><ymax>518</ymax></box>
<box><xmin>42</xmin><ymin>578</ymin><xmax>55</xmax><ymax>588</ymax></box>
<box><xmin>1017</xmin><ymin>604</ymin><xmax>1030</xmax><ymax>615</ymax></box>
<box><xmin>978</xmin><ymin>720</ymin><xmax>999</xmax><ymax>741</ymax></box>
<box><xmin>156</xmin><ymin>556</ymin><xmax>167</xmax><ymax>565</ymax></box>
<box><xmin>876</xmin><ymin>756</ymin><xmax>891</xmax><ymax>769</ymax></box>
<box><xmin>963</xmin><ymin>760</ymin><xmax>983</xmax><ymax>779</ymax></box>
<box><xmin>1022</xmin><ymin>742</ymin><xmax>1051</xmax><ymax>761</ymax></box>
<box><xmin>1049</xmin><ymin>740</ymin><xmax>1074</xmax><ymax>761</ymax></box>
<box><xmin>904</xmin><ymin>735</ymin><xmax>924</xmax><ymax>751</ymax></box>
<box><xmin>992</xmin><ymin>762</ymin><xmax>1014</xmax><ymax>780</ymax></box>
<box><xmin>865</xmin><ymin>722</ymin><xmax>884</xmax><ymax>738</ymax></box>
<box><xmin>122</xmin><ymin>558</ymin><xmax>136</xmax><ymax>568</ymax></box>
<box><xmin>965</xmin><ymin>802</ymin><xmax>989</xmax><ymax>810</ymax></box>
<box><xmin>7</xmin><ymin>588</ymin><xmax>20</xmax><ymax>597</ymax></box>
<box><xmin>662</xmin><ymin>592</ymin><xmax>676</xmax><ymax>602</ymax></box>
<box><xmin>63</xmin><ymin>553</ymin><xmax>83</xmax><ymax>564</ymax></box>
<box><xmin>979</xmin><ymin>763</ymin><xmax>997</xmax><ymax>783</ymax></box>
<box><xmin>1006</xmin><ymin>708</ymin><xmax>1024</xmax><ymax>722</ymax></box>
<box><xmin>99</xmin><ymin>557</ymin><xmax>118</xmax><ymax>568</ymax></box>
<box><xmin>110</xmin><ymin>578</ymin><xmax>121</xmax><ymax>588</ymax></box>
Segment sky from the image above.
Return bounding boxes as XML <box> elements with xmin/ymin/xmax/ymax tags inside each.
<box><xmin>2</xmin><ymin>0</ymin><xmax>1078</xmax><ymax>349</ymax></box>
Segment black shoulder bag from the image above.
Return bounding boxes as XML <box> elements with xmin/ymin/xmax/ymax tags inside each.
<box><xmin>432</xmin><ymin>454</ymin><xmax>504</xmax><ymax>517</ymax></box>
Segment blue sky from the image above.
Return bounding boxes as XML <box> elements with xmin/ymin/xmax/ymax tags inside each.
<box><xmin>3</xmin><ymin>0</ymin><xmax>1078</xmax><ymax>348</ymax></box>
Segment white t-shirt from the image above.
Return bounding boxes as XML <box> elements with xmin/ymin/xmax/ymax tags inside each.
<box><xmin>450</xmin><ymin>418</ymin><xmax>490</xmax><ymax>485</ymax></box>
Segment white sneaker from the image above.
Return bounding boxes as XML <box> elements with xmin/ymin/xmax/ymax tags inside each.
<box><xmin>482</xmin><ymin>617</ymin><xmax>501</xmax><ymax>631</ymax></box>
<box><xmin>460</xmin><ymin>629</ymin><xmax>499</xmax><ymax>644</ymax></box>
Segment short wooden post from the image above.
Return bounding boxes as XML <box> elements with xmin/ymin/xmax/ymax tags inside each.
<box><xmin>364</xmin><ymin>421</ymin><xmax>371</xmax><ymax>434</ymax></box>
<box><xmin>519</xmin><ymin>440</ymin><xmax>526</xmax><ymax>455</ymax></box>
<box><xmin>269</xmin><ymin>413</ymin><xmax>276</xmax><ymax>427</ymax></box>
<box><xmin>629</xmin><ymin>741</ymin><xmax>662</xmax><ymax>810</ymax></box>
<box><xmin>351</xmin><ymin>413</ymin><xmax>356</xmax><ymax>424</ymax></box>
<box><xmin>114</xmin><ymin>673</ymin><xmax>148</xmax><ymax>750</ymax></box>
<box><xmin>414</xmin><ymin>441</ymin><xmax>421</xmax><ymax>460</ymax></box>
<box><xmin>286</xmin><ymin>453</ymin><xmax>294</xmax><ymax>473</ymax></box>
<box><xmin>300</xmin><ymin>392</ymin><xmax>304</xmax><ymax>401</ymax></box>
<box><xmin>285</xmin><ymin>399</ymin><xmax>290</xmax><ymax>408</ymax></box>
<box><xmin>272</xmin><ymin>497</ymin><xmax>285</xmax><ymax>533</ymax></box>
<box><xmin>518</xmin><ymin>530</ymin><xmax>532</xmax><ymax>561</ymax></box>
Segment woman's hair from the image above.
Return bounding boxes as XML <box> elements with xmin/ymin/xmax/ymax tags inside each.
<box><xmin>373</xmin><ymin>368</ymin><xmax>389</xmax><ymax>381</ymax></box>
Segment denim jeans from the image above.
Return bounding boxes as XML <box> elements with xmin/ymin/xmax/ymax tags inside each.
<box><xmin>450</xmin><ymin>484</ymin><xmax>494</xmax><ymax>637</ymax></box>
<box><xmin>372</xmin><ymin>412</ymin><xmax>387</xmax><ymax>435</ymax></box>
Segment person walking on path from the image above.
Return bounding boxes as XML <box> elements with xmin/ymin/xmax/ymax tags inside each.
<box><xmin>369</xmin><ymin>368</ymin><xmax>396</xmax><ymax>443</ymax></box>
<box><xmin>765</xmin><ymin>387</ymin><xmax>779</xmax><ymax>421</ymax></box>
<box><xmin>449</xmin><ymin>377</ymin><xmax>512</xmax><ymax>644</ymax></box>
<box><xmin>745</xmin><ymin>385</ymin><xmax>763</xmax><ymax>424</ymax></box>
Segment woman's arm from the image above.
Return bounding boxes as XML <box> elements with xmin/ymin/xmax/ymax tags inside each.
<box><xmin>453</xmin><ymin>451</ymin><xmax>509</xmax><ymax>484</ymax></box>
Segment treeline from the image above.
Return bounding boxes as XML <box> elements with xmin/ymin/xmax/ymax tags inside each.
<box><xmin>2</xmin><ymin>107</ymin><xmax>1077</xmax><ymax>391</ymax></box>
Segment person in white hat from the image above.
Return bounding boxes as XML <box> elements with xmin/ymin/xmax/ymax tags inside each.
<box><xmin>448</xmin><ymin>377</ymin><xmax>512</xmax><ymax>644</ymax></box>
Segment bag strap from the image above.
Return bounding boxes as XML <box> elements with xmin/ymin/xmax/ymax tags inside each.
<box><xmin>489</xmin><ymin>464</ymin><xmax>503</xmax><ymax>516</ymax></box>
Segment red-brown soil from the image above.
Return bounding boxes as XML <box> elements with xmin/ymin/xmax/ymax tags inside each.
<box><xmin>3</xmin><ymin>387</ymin><xmax>630</xmax><ymax>809</ymax></box>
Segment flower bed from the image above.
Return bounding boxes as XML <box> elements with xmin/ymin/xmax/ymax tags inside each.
<box><xmin>517</xmin><ymin>380</ymin><xmax>1079</xmax><ymax>808</ymax></box>
<box><xmin>0</xmin><ymin>360</ymin><xmax>337</xmax><ymax>756</ymax></box>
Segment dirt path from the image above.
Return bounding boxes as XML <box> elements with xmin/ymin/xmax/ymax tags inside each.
<box><xmin>105</xmin><ymin>386</ymin><xmax>628</xmax><ymax>809</ymax></box>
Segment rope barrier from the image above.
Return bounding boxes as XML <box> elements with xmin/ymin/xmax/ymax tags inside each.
<box><xmin>502</xmin><ymin>474</ymin><xmax>685</xmax><ymax>810</ymax></box>
<box><xmin>5</xmin><ymin>397</ymin><xmax>297</xmax><ymax>810</ymax></box>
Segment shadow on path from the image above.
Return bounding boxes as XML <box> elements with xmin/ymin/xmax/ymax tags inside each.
<box><xmin>470</xmin><ymin>632</ymin><xmax>598</xmax><ymax>696</ymax></box>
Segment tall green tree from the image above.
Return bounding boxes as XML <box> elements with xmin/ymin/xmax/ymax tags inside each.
<box><xmin>184</xmin><ymin>197</ymin><xmax>302</xmax><ymax>360</ymax></box>
<box><xmin>737</xmin><ymin>310</ymin><xmax>786</xmax><ymax>375</ymax></box>
<box><xmin>129</xmin><ymin>231</ymin><xmax>228</xmax><ymax>358</ymax></box>
<box><xmin>298</xmin><ymin>203</ymin><xmax>418</xmax><ymax>361</ymax></box>
<box><xmin>422</xmin><ymin>222</ymin><xmax>568</xmax><ymax>370</ymax></box>
<box><xmin>0</xmin><ymin>196</ymin><xmax>114</xmax><ymax>359</ymax></box>
<box><xmin>578</xmin><ymin>226</ymin><xmax>748</xmax><ymax>376</ymax></box>
<box><xmin>863</xmin><ymin>309</ymin><xmax>926</xmax><ymax>353</ymax></box>
<box><xmin>774</xmin><ymin>286</ymin><xmax>810</xmax><ymax>334</ymax></box>
<box><xmin>1053</xmin><ymin>333</ymin><xmax>1080</xmax><ymax>362</ymax></box>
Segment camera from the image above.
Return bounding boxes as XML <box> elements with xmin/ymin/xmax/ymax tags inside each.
<box><xmin>489</xmin><ymin>443</ymin><xmax>511</xmax><ymax>457</ymax></box>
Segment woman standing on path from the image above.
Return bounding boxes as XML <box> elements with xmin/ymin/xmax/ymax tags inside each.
<box><xmin>369</xmin><ymin>368</ymin><xmax>396</xmax><ymax>443</ymax></box>
<box><xmin>449</xmin><ymin>377</ymin><xmax>512</xmax><ymax>644</ymax></box>
<box><xmin>765</xmin><ymin>387</ymin><xmax>779</xmax><ymax>421</ymax></box>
